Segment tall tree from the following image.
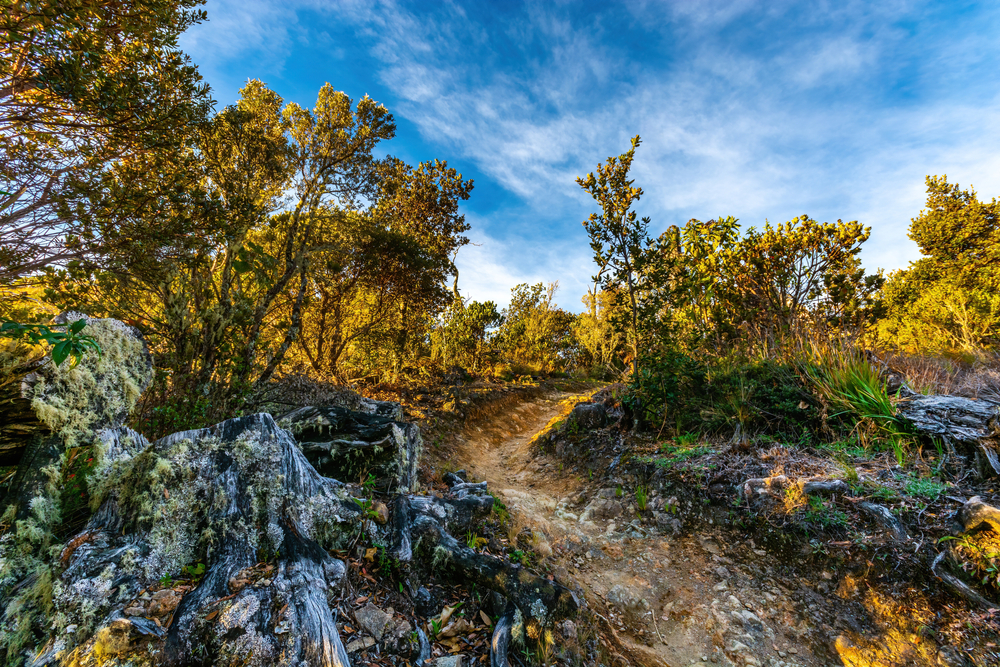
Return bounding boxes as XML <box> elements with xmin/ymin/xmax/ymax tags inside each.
<box><xmin>0</xmin><ymin>0</ymin><xmax>212</xmax><ymax>282</ymax></box>
<box><xmin>879</xmin><ymin>176</ymin><xmax>1000</xmax><ymax>354</ymax></box>
<box><xmin>577</xmin><ymin>135</ymin><xmax>650</xmax><ymax>377</ymax></box>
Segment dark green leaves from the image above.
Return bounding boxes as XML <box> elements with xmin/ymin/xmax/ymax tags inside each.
<box><xmin>0</xmin><ymin>319</ymin><xmax>101</xmax><ymax>368</ymax></box>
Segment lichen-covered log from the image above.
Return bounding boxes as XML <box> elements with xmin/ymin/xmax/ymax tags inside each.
<box><xmin>896</xmin><ymin>394</ymin><xmax>1000</xmax><ymax>475</ymax></box>
<box><xmin>277</xmin><ymin>405</ymin><xmax>421</xmax><ymax>492</ymax></box>
<box><xmin>28</xmin><ymin>413</ymin><xmax>359</xmax><ymax>667</ymax></box>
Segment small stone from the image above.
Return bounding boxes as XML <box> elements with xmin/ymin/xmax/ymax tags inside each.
<box><xmin>715</xmin><ymin>566</ymin><xmax>729</xmax><ymax>579</ymax></box>
<box><xmin>124</xmin><ymin>606</ymin><xmax>146</xmax><ymax>617</ymax></box>
<box><xmin>65</xmin><ymin>624</ymin><xmax>78</xmax><ymax>634</ymax></box>
<box><xmin>778</xmin><ymin>651</ymin><xmax>787</xmax><ymax>658</ymax></box>
<box><xmin>787</xmin><ymin>647</ymin><xmax>798</xmax><ymax>654</ymax></box>
<box><xmin>354</xmin><ymin>602</ymin><xmax>392</xmax><ymax>641</ymax></box>
<box><xmin>372</xmin><ymin>501</ymin><xmax>389</xmax><ymax>525</ymax></box>
<box><xmin>345</xmin><ymin>637</ymin><xmax>376</xmax><ymax>653</ymax></box>
<box><xmin>432</xmin><ymin>656</ymin><xmax>464</xmax><ymax>667</ymax></box>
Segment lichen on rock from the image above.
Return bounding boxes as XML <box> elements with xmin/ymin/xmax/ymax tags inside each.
<box><xmin>25</xmin><ymin>314</ymin><xmax>152</xmax><ymax>449</ymax></box>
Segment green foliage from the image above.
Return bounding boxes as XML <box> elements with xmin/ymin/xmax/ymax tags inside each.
<box><xmin>432</xmin><ymin>297</ymin><xmax>502</xmax><ymax>372</ymax></box>
<box><xmin>804</xmin><ymin>496</ymin><xmax>848</xmax><ymax>528</ymax></box>
<box><xmin>1</xmin><ymin>0</ymin><xmax>212</xmax><ymax>282</ymax></box>
<box><xmin>635</xmin><ymin>485</ymin><xmax>648</xmax><ymax>511</ymax></box>
<box><xmin>181</xmin><ymin>562</ymin><xmax>206</xmax><ymax>583</ymax></box>
<box><xmin>801</xmin><ymin>341</ymin><xmax>911</xmax><ymax>462</ymax></box>
<box><xmin>494</xmin><ymin>282</ymin><xmax>577</xmax><ymax>374</ymax></box>
<box><xmin>0</xmin><ymin>319</ymin><xmax>99</xmax><ymax>367</ymax></box>
<box><xmin>903</xmin><ymin>475</ymin><xmax>948</xmax><ymax>500</ymax></box>
<box><xmin>706</xmin><ymin>361</ymin><xmax>819</xmax><ymax>438</ymax></box>
<box><xmin>627</xmin><ymin>347</ymin><xmax>707</xmax><ymax>432</ymax></box>
<box><xmin>577</xmin><ymin>135</ymin><xmax>659</xmax><ymax>378</ymax></box>
<box><xmin>465</xmin><ymin>530</ymin><xmax>488</xmax><ymax>550</ymax></box>
<box><xmin>879</xmin><ymin>177</ymin><xmax>1000</xmax><ymax>355</ymax></box>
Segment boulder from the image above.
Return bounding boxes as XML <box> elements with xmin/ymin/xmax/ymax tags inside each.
<box><xmin>569</xmin><ymin>402</ymin><xmax>607</xmax><ymax>430</ymax></box>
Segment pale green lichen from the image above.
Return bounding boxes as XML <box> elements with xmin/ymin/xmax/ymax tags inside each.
<box><xmin>28</xmin><ymin>317</ymin><xmax>152</xmax><ymax>449</ymax></box>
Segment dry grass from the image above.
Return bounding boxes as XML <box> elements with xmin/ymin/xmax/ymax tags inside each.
<box><xmin>885</xmin><ymin>351</ymin><xmax>1000</xmax><ymax>401</ymax></box>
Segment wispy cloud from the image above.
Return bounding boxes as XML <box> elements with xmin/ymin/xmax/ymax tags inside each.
<box><xmin>181</xmin><ymin>0</ymin><xmax>1000</xmax><ymax>310</ymax></box>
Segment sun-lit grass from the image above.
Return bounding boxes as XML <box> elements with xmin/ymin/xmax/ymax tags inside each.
<box><xmin>799</xmin><ymin>339</ymin><xmax>912</xmax><ymax>464</ymax></box>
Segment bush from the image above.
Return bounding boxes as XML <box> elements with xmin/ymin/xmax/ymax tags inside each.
<box><xmin>627</xmin><ymin>347</ymin><xmax>707</xmax><ymax>433</ymax></box>
<box><xmin>702</xmin><ymin>360</ymin><xmax>820</xmax><ymax>439</ymax></box>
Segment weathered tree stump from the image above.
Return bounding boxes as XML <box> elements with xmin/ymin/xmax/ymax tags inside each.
<box><xmin>0</xmin><ymin>317</ymin><xmax>578</xmax><ymax>666</ymax></box>
<box><xmin>277</xmin><ymin>405</ymin><xmax>421</xmax><ymax>492</ymax></box>
<box><xmin>896</xmin><ymin>394</ymin><xmax>1000</xmax><ymax>475</ymax></box>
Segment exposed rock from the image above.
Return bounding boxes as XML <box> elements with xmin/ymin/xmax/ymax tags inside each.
<box><xmin>605</xmin><ymin>584</ymin><xmax>649</xmax><ymax>623</ymax></box>
<box><xmin>354</xmin><ymin>602</ymin><xmax>392</xmax><ymax>641</ymax></box>
<box><xmin>346</xmin><ymin>636</ymin><xmax>376</xmax><ymax>653</ymax></box>
<box><xmin>569</xmin><ymin>402</ymin><xmax>607</xmax><ymax>430</ymax></box>
<box><xmin>432</xmin><ymin>655</ymin><xmax>464</xmax><ymax>667</ymax></box>
<box><xmin>581</xmin><ymin>497</ymin><xmax>624</xmax><ymax>522</ymax></box>
<box><xmin>954</xmin><ymin>495</ymin><xmax>1000</xmax><ymax>534</ymax></box>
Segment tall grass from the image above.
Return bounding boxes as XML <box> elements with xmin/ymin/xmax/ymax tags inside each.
<box><xmin>799</xmin><ymin>339</ymin><xmax>911</xmax><ymax>464</ymax></box>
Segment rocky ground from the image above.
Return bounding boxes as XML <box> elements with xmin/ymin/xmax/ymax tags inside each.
<box><xmin>6</xmin><ymin>340</ymin><xmax>1000</xmax><ymax>667</ymax></box>
<box><xmin>440</xmin><ymin>391</ymin><xmax>834</xmax><ymax>667</ymax></box>
<box><xmin>462</xmin><ymin>387</ymin><xmax>1000</xmax><ymax>667</ymax></box>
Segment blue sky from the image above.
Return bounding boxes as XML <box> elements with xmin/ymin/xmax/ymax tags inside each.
<box><xmin>180</xmin><ymin>0</ymin><xmax>1000</xmax><ymax>312</ymax></box>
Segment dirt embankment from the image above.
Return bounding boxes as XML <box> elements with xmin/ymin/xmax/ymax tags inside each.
<box><xmin>444</xmin><ymin>387</ymin><xmax>1000</xmax><ymax>667</ymax></box>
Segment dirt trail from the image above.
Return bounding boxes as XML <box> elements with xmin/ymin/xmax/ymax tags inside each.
<box><xmin>453</xmin><ymin>391</ymin><xmax>835</xmax><ymax>667</ymax></box>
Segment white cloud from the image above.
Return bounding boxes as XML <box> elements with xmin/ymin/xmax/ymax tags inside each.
<box><xmin>181</xmin><ymin>0</ymin><xmax>1000</xmax><ymax>310</ymax></box>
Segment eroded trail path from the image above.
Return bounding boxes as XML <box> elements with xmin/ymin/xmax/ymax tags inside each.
<box><xmin>453</xmin><ymin>391</ymin><xmax>833</xmax><ymax>667</ymax></box>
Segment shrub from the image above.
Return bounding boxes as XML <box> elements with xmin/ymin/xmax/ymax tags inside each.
<box><xmin>800</xmin><ymin>340</ymin><xmax>912</xmax><ymax>463</ymax></box>
<box><xmin>702</xmin><ymin>360</ymin><xmax>820</xmax><ymax>439</ymax></box>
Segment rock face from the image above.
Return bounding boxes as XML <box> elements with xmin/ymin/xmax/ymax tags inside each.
<box><xmin>0</xmin><ymin>317</ymin><xmax>579</xmax><ymax>667</ymax></box>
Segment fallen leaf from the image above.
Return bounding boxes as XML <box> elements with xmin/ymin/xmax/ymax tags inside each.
<box><xmin>439</xmin><ymin>618</ymin><xmax>474</xmax><ymax>638</ymax></box>
<box><xmin>439</xmin><ymin>603</ymin><xmax>461</xmax><ymax>628</ymax></box>
<box><xmin>364</xmin><ymin>547</ymin><xmax>377</xmax><ymax>562</ymax></box>
<box><xmin>205</xmin><ymin>610</ymin><xmax>218</xmax><ymax>621</ymax></box>
<box><xmin>163</xmin><ymin>488</ymin><xmax>170</xmax><ymax>500</ymax></box>
<box><xmin>479</xmin><ymin>610</ymin><xmax>492</xmax><ymax>626</ymax></box>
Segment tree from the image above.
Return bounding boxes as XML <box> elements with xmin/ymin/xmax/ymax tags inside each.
<box><xmin>495</xmin><ymin>282</ymin><xmax>575</xmax><ymax>373</ymax></box>
<box><xmin>432</xmin><ymin>298</ymin><xmax>502</xmax><ymax>372</ymax></box>
<box><xmin>0</xmin><ymin>0</ymin><xmax>212</xmax><ymax>282</ymax></box>
<box><xmin>908</xmin><ymin>175</ymin><xmax>1000</xmax><ymax>291</ymax></box>
<box><xmin>878</xmin><ymin>176</ymin><xmax>1000</xmax><ymax>354</ymax></box>
<box><xmin>577</xmin><ymin>135</ymin><xmax>651</xmax><ymax>378</ymax></box>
